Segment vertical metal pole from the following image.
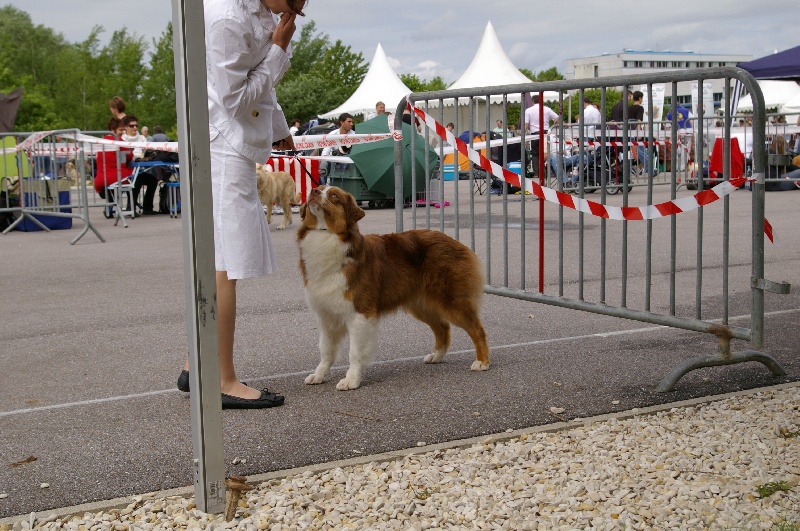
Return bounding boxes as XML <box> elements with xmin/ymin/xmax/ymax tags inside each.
<box><xmin>394</xmin><ymin>100</ymin><xmax>404</xmax><ymax>232</ymax></box>
<box><xmin>695</xmin><ymin>80</ymin><xmax>704</xmax><ymax>320</ymax></box>
<box><xmin>621</xmin><ymin>85</ymin><xmax>629</xmax><ymax>307</ymax></box>
<box><xmin>537</xmin><ymin>91</ymin><xmax>545</xmax><ymax>294</ymax></box>
<box><xmin>669</xmin><ymin>82</ymin><xmax>678</xmax><ymax>316</ymax></box>
<box><xmin>748</xmin><ymin>77</ymin><xmax>766</xmax><ymax>349</ymax></box>
<box><xmin>171</xmin><ymin>0</ymin><xmax>226</xmax><ymax>514</ymax></box>
<box><xmin>599</xmin><ymin>88</ymin><xmax>608</xmax><ymax>304</ymax></box>
<box><xmin>576</xmin><ymin>91</ymin><xmax>584</xmax><ymax>302</ymax></box>
<box><xmin>722</xmin><ymin>77</ymin><xmax>731</xmax><ymax>326</ymax></box>
<box><xmin>519</xmin><ymin>92</ymin><xmax>527</xmax><ymax>292</ymax></box>
<box><xmin>645</xmin><ymin>84</ymin><xmax>654</xmax><ymax>312</ymax></box>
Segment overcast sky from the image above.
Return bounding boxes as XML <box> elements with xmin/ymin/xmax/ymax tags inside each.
<box><xmin>5</xmin><ymin>0</ymin><xmax>796</xmax><ymax>83</ymax></box>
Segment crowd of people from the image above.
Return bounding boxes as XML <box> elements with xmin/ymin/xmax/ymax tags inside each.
<box><xmin>94</xmin><ymin>96</ymin><xmax>174</xmax><ymax>216</ymax></box>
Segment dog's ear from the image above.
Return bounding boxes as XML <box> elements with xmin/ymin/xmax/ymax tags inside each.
<box><xmin>345</xmin><ymin>193</ymin><xmax>365</xmax><ymax>224</ymax></box>
<box><xmin>300</xmin><ymin>202</ymin><xmax>307</xmax><ymax>220</ymax></box>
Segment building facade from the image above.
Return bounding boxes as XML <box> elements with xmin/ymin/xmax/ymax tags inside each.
<box><xmin>565</xmin><ymin>50</ymin><xmax>752</xmax><ymax>112</ymax></box>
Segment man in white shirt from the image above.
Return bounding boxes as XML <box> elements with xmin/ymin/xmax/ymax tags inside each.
<box><xmin>524</xmin><ymin>95</ymin><xmax>560</xmax><ymax>176</ymax></box>
<box><xmin>321</xmin><ymin>113</ymin><xmax>355</xmax><ymax>183</ymax></box>
<box><xmin>581</xmin><ymin>97</ymin><xmax>602</xmax><ymax>139</ymax></box>
<box><xmin>366</xmin><ymin>101</ymin><xmax>385</xmax><ymax>120</ymax></box>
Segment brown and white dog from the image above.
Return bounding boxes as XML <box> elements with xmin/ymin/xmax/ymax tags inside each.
<box><xmin>297</xmin><ymin>185</ymin><xmax>490</xmax><ymax>390</ymax></box>
<box><xmin>255</xmin><ymin>164</ymin><xmax>300</xmax><ymax>230</ymax></box>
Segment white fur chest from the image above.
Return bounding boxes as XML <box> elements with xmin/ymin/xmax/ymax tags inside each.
<box><xmin>299</xmin><ymin>231</ymin><xmax>355</xmax><ymax>315</ymax></box>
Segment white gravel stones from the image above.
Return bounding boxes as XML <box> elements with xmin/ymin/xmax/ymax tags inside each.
<box><xmin>12</xmin><ymin>386</ymin><xmax>800</xmax><ymax>530</ymax></box>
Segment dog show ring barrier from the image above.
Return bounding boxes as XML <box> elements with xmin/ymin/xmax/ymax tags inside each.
<box><xmin>1</xmin><ymin>130</ymin><xmax>104</xmax><ymax>244</ymax></box>
<box><xmin>394</xmin><ymin>67</ymin><xmax>791</xmax><ymax>392</ymax></box>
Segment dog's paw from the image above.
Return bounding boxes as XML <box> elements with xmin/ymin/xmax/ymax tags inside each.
<box><xmin>470</xmin><ymin>360</ymin><xmax>490</xmax><ymax>371</ymax></box>
<box><xmin>424</xmin><ymin>351</ymin><xmax>445</xmax><ymax>364</ymax></box>
<box><xmin>335</xmin><ymin>376</ymin><xmax>361</xmax><ymax>390</ymax></box>
<box><xmin>304</xmin><ymin>373</ymin><xmax>326</xmax><ymax>385</ymax></box>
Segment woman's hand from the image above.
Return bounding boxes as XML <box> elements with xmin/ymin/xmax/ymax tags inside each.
<box><xmin>272</xmin><ymin>134</ymin><xmax>295</xmax><ymax>152</ymax></box>
<box><xmin>272</xmin><ymin>13</ymin><xmax>296</xmax><ymax>51</ymax></box>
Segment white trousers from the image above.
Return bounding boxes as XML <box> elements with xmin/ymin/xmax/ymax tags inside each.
<box><xmin>210</xmin><ymin>135</ymin><xmax>277</xmax><ymax>279</ymax></box>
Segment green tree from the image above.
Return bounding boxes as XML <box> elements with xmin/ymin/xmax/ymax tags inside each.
<box><xmin>278</xmin><ymin>73</ymin><xmax>346</xmax><ymax>125</ymax></box>
<box><xmin>400</xmin><ymin>74</ymin><xmax>447</xmax><ymax>93</ymax></box>
<box><xmin>283</xmin><ymin>21</ymin><xmax>329</xmax><ymax>83</ymax></box>
<box><xmin>276</xmin><ymin>24</ymin><xmax>369</xmax><ymax>123</ymax></box>
<box><xmin>315</xmin><ymin>40</ymin><xmax>367</xmax><ymax>89</ymax></box>
<box><xmin>139</xmin><ymin>23</ymin><xmax>177</xmax><ymax>136</ymax></box>
<box><xmin>0</xmin><ymin>5</ymin><xmax>69</xmax><ymax>129</ymax></box>
<box><xmin>98</xmin><ymin>29</ymin><xmax>148</xmax><ymax>112</ymax></box>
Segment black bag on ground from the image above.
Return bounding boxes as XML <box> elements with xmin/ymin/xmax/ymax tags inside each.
<box><xmin>0</xmin><ymin>191</ymin><xmax>17</xmax><ymax>229</ymax></box>
<box><xmin>489</xmin><ymin>176</ymin><xmax>521</xmax><ymax>195</ymax></box>
<box><xmin>158</xmin><ymin>185</ymin><xmax>170</xmax><ymax>214</ymax></box>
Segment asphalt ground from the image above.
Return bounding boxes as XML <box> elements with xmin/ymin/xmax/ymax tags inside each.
<box><xmin>0</xmin><ymin>181</ymin><xmax>798</xmax><ymax>519</ymax></box>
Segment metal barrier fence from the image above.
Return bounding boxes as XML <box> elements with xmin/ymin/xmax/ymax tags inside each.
<box><xmin>0</xmin><ymin>130</ymin><xmax>104</xmax><ymax>244</ymax></box>
<box><xmin>395</xmin><ymin>66</ymin><xmax>791</xmax><ymax>391</ymax></box>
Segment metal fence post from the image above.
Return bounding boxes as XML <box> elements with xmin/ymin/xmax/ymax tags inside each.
<box><xmin>171</xmin><ymin>0</ymin><xmax>226</xmax><ymax>514</ymax></box>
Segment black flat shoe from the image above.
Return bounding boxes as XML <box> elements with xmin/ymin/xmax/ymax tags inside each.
<box><xmin>221</xmin><ymin>389</ymin><xmax>284</xmax><ymax>410</ymax></box>
<box><xmin>178</xmin><ymin>370</ymin><xmax>249</xmax><ymax>393</ymax></box>
<box><xmin>177</xmin><ymin>370</ymin><xmax>190</xmax><ymax>392</ymax></box>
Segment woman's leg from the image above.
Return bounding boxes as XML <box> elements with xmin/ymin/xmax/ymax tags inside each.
<box><xmin>215</xmin><ymin>271</ymin><xmax>261</xmax><ymax>399</ymax></box>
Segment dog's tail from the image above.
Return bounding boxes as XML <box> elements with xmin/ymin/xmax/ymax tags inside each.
<box><xmin>292</xmin><ymin>192</ymin><xmax>303</xmax><ymax>205</ymax></box>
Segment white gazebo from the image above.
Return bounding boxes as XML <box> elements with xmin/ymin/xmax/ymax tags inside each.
<box><xmin>736</xmin><ymin>80</ymin><xmax>800</xmax><ymax>112</ymax></box>
<box><xmin>420</xmin><ymin>21</ymin><xmax>558</xmax><ymax>132</ymax></box>
<box><xmin>319</xmin><ymin>43</ymin><xmax>411</xmax><ymax>120</ymax></box>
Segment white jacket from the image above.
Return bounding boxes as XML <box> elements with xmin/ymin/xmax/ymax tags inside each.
<box><xmin>205</xmin><ymin>0</ymin><xmax>292</xmax><ymax>163</ymax></box>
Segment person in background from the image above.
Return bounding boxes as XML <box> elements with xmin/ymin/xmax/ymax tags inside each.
<box><xmin>147</xmin><ymin>126</ymin><xmax>175</xmax><ymax>199</ymax></box>
<box><xmin>141</xmin><ymin>126</ymin><xmax>152</xmax><ymax>141</ymax></box>
<box><xmin>289</xmin><ymin>119</ymin><xmax>300</xmax><ymax>135</ymax></box>
<box><xmin>366</xmin><ymin>101</ymin><xmax>385</xmax><ymax>120</ymax></box>
<box><xmin>150</xmin><ymin>125</ymin><xmax>170</xmax><ymax>143</ymax></box>
<box><xmin>610</xmin><ymin>89</ymin><xmax>633</xmax><ymax>123</ymax></box>
<box><xmin>321</xmin><ymin>112</ymin><xmax>355</xmax><ymax>183</ymax></box>
<box><xmin>177</xmin><ymin>0</ymin><xmax>308</xmax><ymax>408</ymax></box>
<box><xmin>122</xmin><ymin>115</ymin><xmax>147</xmax><ymax>144</ymax></box>
<box><xmin>109</xmin><ymin>96</ymin><xmax>127</xmax><ymax>120</ymax></box>
<box><xmin>524</xmin><ymin>95</ymin><xmax>560</xmax><ymax>175</ymax></box>
<box><xmin>122</xmin><ymin>115</ymin><xmax>158</xmax><ymax>215</ymax></box>
<box><xmin>580</xmin><ymin>97</ymin><xmax>602</xmax><ymax>139</ymax></box>
<box><xmin>626</xmin><ymin>91</ymin><xmax>652</xmax><ymax>176</ymax></box>
<box><xmin>492</xmin><ymin>119</ymin><xmax>505</xmax><ymax>134</ymax></box>
<box><xmin>94</xmin><ymin>117</ymin><xmax>133</xmax><ymax>213</ymax></box>
<box><xmin>666</xmin><ymin>104</ymin><xmax>692</xmax><ymax>129</ymax></box>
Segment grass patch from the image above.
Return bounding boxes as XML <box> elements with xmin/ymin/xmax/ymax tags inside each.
<box><xmin>756</xmin><ymin>480</ymin><xmax>793</xmax><ymax>498</ymax></box>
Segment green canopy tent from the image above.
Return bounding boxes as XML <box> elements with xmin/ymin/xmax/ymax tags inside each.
<box><xmin>349</xmin><ymin>115</ymin><xmax>440</xmax><ymax>200</ymax></box>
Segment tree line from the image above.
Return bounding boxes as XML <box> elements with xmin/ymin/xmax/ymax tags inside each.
<box><xmin>0</xmin><ymin>6</ymin><xmax>581</xmax><ymax>137</ymax></box>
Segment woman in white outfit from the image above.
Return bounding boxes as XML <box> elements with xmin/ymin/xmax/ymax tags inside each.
<box><xmin>178</xmin><ymin>0</ymin><xmax>307</xmax><ymax>409</ymax></box>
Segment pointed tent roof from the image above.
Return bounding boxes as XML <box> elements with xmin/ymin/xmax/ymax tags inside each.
<box><xmin>449</xmin><ymin>21</ymin><xmax>532</xmax><ymax>91</ymax></box>
<box><xmin>432</xmin><ymin>21</ymin><xmax>559</xmax><ymax>106</ymax></box>
<box><xmin>319</xmin><ymin>44</ymin><xmax>411</xmax><ymax>119</ymax></box>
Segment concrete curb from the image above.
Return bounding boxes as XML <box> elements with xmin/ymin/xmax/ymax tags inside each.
<box><xmin>2</xmin><ymin>380</ymin><xmax>798</xmax><ymax>525</ymax></box>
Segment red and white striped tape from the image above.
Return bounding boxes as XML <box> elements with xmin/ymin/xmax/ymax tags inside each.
<box><xmin>409</xmin><ymin>104</ymin><xmax>774</xmax><ymax>243</ymax></box>
<box><xmin>291</xmin><ymin>131</ymin><xmax>401</xmax><ymax>151</ymax></box>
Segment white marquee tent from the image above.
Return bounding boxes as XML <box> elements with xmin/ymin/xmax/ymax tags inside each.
<box><xmin>319</xmin><ymin>43</ymin><xmax>411</xmax><ymax>120</ymax></box>
<box><xmin>420</xmin><ymin>21</ymin><xmax>559</xmax><ymax>132</ymax></box>
<box><xmin>736</xmin><ymin>80</ymin><xmax>800</xmax><ymax>112</ymax></box>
